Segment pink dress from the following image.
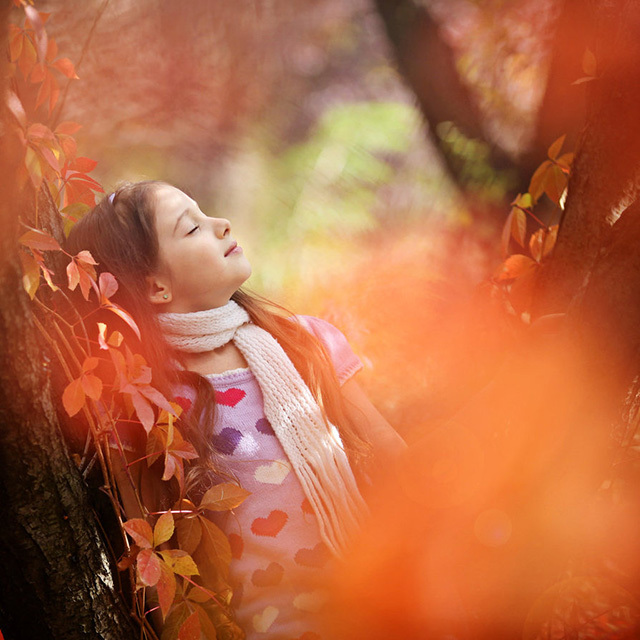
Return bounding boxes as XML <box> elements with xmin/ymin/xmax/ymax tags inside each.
<box><xmin>203</xmin><ymin>316</ymin><xmax>362</xmax><ymax>640</ymax></box>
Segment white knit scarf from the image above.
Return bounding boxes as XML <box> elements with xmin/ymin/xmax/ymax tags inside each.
<box><xmin>157</xmin><ymin>300</ymin><xmax>367</xmax><ymax>557</ymax></box>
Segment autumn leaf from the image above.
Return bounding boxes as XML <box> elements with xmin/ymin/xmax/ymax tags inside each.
<box><xmin>98</xmin><ymin>271</ymin><xmax>118</xmax><ymax>300</ymax></box>
<box><xmin>200</xmin><ymin>483</ymin><xmax>250</xmax><ymax>512</ymax></box>
<box><xmin>529</xmin><ymin>228</ymin><xmax>547</xmax><ymax>262</ymax></box>
<box><xmin>154</xmin><ymin>511</ymin><xmax>175</xmax><ymax>547</ymax></box>
<box><xmin>19</xmin><ymin>228</ymin><xmax>60</xmax><ymax>251</ymax></box>
<box><xmin>176</xmin><ymin>515</ymin><xmax>203</xmax><ymax>555</ymax></box>
<box><xmin>495</xmin><ymin>254</ymin><xmax>537</xmax><ymax>281</ymax></box>
<box><xmin>547</xmin><ymin>134</ymin><xmax>566</xmax><ymax>161</ymax></box>
<box><xmin>159</xmin><ymin>549</ymin><xmax>200</xmax><ymax>576</ymax></box>
<box><xmin>157</xmin><ymin>560</ymin><xmax>177</xmax><ymax>620</ymax></box>
<box><xmin>543</xmin><ymin>225</ymin><xmax>559</xmax><ymax>257</ymax></box>
<box><xmin>62</xmin><ymin>377</ymin><xmax>85</xmax><ymax>416</ymax></box>
<box><xmin>178</xmin><ymin>611</ymin><xmax>201</xmax><ymax>640</ymax></box>
<box><xmin>51</xmin><ymin>57</ymin><xmax>78</xmax><ymax>79</ymax></box>
<box><xmin>137</xmin><ymin>548</ymin><xmax>161</xmax><ymax>587</ymax></box>
<box><xmin>123</xmin><ymin>518</ymin><xmax>154</xmax><ymax>549</ymax></box>
<box><xmin>55</xmin><ymin>121</ymin><xmax>82</xmax><ymax>135</ymax></box>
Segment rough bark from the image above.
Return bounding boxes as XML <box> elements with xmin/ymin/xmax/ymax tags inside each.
<box><xmin>0</xmin><ymin>8</ymin><xmax>138</xmax><ymax>639</ymax></box>
<box><xmin>534</xmin><ymin>0</ymin><xmax>640</xmax><ymax>314</ymax></box>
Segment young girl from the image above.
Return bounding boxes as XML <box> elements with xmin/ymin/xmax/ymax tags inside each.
<box><xmin>66</xmin><ymin>180</ymin><xmax>405</xmax><ymax>639</ymax></box>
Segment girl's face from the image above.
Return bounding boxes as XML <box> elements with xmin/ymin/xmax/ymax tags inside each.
<box><xmin>148</xmin><ymin>184</ymin><xmax>252</xmax><ymax>312</ymax></box>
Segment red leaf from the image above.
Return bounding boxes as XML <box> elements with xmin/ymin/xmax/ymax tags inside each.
<box><xmin>137</xmin><ymin>548</ymin><xmax>161</xmax><ymax>587</ymax></box>
<box><xmin>51</xmin><ymin>57</ymin><xmax>78</xmax><ymax>79</ymax></box>
<box><xmin>178</xmin><ymin>611</ymin><xmax>201</xmax><ymax>640</ymax></box>
<box><xmin>71</xmin><ymin>157</ymin><xmax>97</xmax><ymax>173</ymax></box>
<box><xmin>99</xmin><ymin>271</ymin><xmax>118</xmax><ymax>299</ymax></box>
<box><xmin>123</xmin><ymin>518</ymin><xmax>153</xmax><ymax>549</ymax></box>
<box><xmin>75</xmin><ymin>250</ymin><xmax>98</xmax><ymax>266</ymax></box>
<box><xmin>55</xmin><ymin>121</ymin><xmax>82</xmax><ymax>135</ymax></box>
<box><xmin>157</xmin><ymin>560</ymin><xmax>177</xmax><ymax>620</ymax></box>
<box><xmin>62</xmin><ymin>377</ymin><xmax>85</xmax><ymax>417</ymax></box>
<box><xmin>19</xmin><ymin>228</ymin><xmax>60</xmax><ymax>251</ymax></box>
<box><xmin>129</xmin><ymin>389</ymin><xmax>155</xmax><ymax>434</ymax></box>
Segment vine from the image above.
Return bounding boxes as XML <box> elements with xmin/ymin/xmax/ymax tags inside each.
<box><xmin>7</xmin><ymin>2</ymin><xmax>244</xmax><ymax>639</ymax></box>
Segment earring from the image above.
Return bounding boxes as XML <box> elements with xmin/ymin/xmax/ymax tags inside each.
<box><xmin>163</xmin><ymin>294</ymin><xmax>169</xmax><ymax>300</ymax></box>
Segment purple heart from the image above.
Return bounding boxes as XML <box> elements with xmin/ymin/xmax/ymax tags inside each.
<box><xmin>255</xmin><ymin>418</ymin><xmax>274</xmax><ymax>436</ymax></box>
<box><xmin>213</xmin><ymin>427</ymin><xmax>243</xmax><ymax>455</ymax></box>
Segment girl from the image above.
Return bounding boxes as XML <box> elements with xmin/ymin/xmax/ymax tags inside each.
<box><xmin>66</xmin><ymin>180</ymin><xmax>405</xmax><ymax>639</ymax></box>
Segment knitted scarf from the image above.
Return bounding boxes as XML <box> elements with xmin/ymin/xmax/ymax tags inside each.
<box><xmin>157</xmin><ymin>300</ymin><xmax>367</xmax><ymax>557</ymax></box>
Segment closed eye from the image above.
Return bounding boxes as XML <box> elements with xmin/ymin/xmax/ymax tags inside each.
<box><xmin>187</xmin><ymin>225</ymin><xmax>200</xmax><ymax>235</ymax></box>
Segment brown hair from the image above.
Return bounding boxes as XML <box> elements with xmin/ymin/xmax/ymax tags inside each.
<box><xmin>65</xmin><ymin>180</ymin><xmax>371</xmax><ymax>497</ymax></box>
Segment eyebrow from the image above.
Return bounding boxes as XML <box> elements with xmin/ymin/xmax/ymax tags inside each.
<box><xmin>172</xmin><ymin>209</ymin><xmax>190</xmax><ymax>236</ymax></box>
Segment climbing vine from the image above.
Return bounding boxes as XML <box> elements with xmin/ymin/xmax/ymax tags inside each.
<box><xmin>7</xmin><ymin>2</ymin><xmax>244</xmax><ymax>638</ymax></box>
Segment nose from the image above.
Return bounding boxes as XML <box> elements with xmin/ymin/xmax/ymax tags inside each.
<box><xmin>212</xmin><ymin>217</ymin><xmax>231</xmax><ymax>239</ymax></box>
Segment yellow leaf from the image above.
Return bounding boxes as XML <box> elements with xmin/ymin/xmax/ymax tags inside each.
<box><xmin>19</xmin><ymin>250</ymin><xmax>40</xmax><ymax>299</ymax></box>
<box><xmin>176</xmin><ymin>516</ymin><xmax>203</xmax><ymax>555</ymax></box>
<box><xmin>547</xmin><ymin>134</ymin><xmax>566</xmax><ymax>161</ymax></box>
<box><xmin>200</xmin><ymin>483</ymin><xmax>251</xmax><ymax>512</ymax></box>
<box><xmin>154</xmin><ymin>511</ymin><xmax>175</xmax><ymax>547</ymax></box>
<box><xmin>159</xmin><ymin>549</ymin><xmax>200</xmax><ymax>576</ymax></box>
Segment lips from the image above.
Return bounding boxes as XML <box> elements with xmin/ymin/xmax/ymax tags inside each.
<box><xmin>224</xmin><ymin>241</ymin><xmax>238</xmax><ymax>257</ymax></box>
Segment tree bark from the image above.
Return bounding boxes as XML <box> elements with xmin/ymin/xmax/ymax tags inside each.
<box><xmin>0</xmin><ymin>9</ymin><xmax>138</xmax><ymax>639</ymax></box>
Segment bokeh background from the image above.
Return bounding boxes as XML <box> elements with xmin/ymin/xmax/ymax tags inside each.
<box><xmin>39</xmin><ymin>0</ymin><xmax>580</xmax><ymax>443</ymax></box>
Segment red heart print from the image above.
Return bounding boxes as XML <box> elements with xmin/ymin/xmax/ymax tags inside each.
<box><xmin>251</xmin><ymin>510</ymin><xmax>288</xmax><ymax>537</ymax></box>
<box><xmin>216</xmin><ymin>388</ymin><xmax>246</xmax><ymax>407</ymax></box>
<box><xmin>229</xmin><ymin>533</ymin><xmax>243</xmax><ymax>560</ymax></box>
<box><xmin>252</xmin><ymin>562</ymin><xmax>284</xmax><ymax>587</ymax></box>
<box><xmin>301</xmin><ymin>498</ymin><xmax>314</xmax><ymax>516</ymax></box>
<box><xmin>294</xmin><ymin>543</ymin><xmax>330</xmax><ymax>568</ymax></box>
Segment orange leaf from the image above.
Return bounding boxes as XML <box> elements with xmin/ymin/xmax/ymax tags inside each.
<box><xmin>544</xmin><ymin>164</ymin><xmax>567</xmax><ymax>205</ymax></box>
<box><xmin>200</xmin><ymin>483</ymin><xmax>250</xmax><ymax>512</ymax></box>
<box><xmin>55</xmin><ymin>121</ymin><xmax>82</xmax><ymax>135</ymax></box>
<box><xmin>178</xmin><ymin>611</ymin><xmax>201</xmax><ymax>640</ymax></box>
<box><xmin>29</xmin><ymin>62</ymin><xmax>46</xmax><ymax>83</ymax></box>
<box><xmin>159</xmin><ymin>549</ymin><xmax>200</xmax><ymax>576</ymax></box>
<box><xmin>129</xmin><ymin>389</ymin><xmax>155</xmax><ymax>434</ymax></box>
<box><xmin>102</xmin><ymin>302</ymin><xmax>141</xmax><ymax>339</ymax></box>
<box><xmin>62</xmin><ymin>377</ymin><xmax>85</xmax><ymax>417</ymax></box>
<box><xmin>9</xmin><ymin>30</ymin><xmax>24</xmax><ymax>62</ymax></box>
<box><xmin>157</xmin><ymin>560</ymin><xmax>177</xmax><ymax>620</ymax></box>
<box><xmin>19</xmin><ymin>228</ymin><xmax>60</xmax><ymax>251</ymax></box>
<box><xmin>52</xmin><ymin>57</ymin><xmax>78</xmax><ymax>79</ymax></box>
<box><xmin>529</xmin><ymin>160</ymin><xmax>551</xmax><ymax>204</ymax></box>
<box><xmin>176</xmin><ymin>516</ymin><xmax>203</xmax><ymax>555</ymax></box>
<box><xmin>66</xmin><ymin>259</ymin><xmax>80</xmax><ymax>292</ymax></box>
<box><xmin>47</xmin><ymin>72</ymin><xmax>60</xmax><ymax>114</ymax></box>
<box><xmin>75</xmin><ymin>249</ymin><xmax>98</xmax><ymax>266</ymax></box>
<box><xmin>495</xmin><ymin>254</ymin><xmax>537</xmax><ymax>281</ymax></box>
<box><xmin>547</xmin><ymin>134</ymin><xmax>565</xmax><ymax>161</ymax></box>
<box><xmin>46</xmin><ymin>37</ymin><xmax>58</xmax><ymax>62</ymax></box>
<box><xmin>154</xmin><ymin>511</ymin><xmax>175</xmax><ymax>547</ymax></box>
<box><xmin>123</xmin><ymin>518</ymin><xmax>154</xmax><ymax>549</ymax></box>
<box><xmin>71</xmin><ymin>157</ymin><xmax>97</xmax><ymax>173</ymax></box>
<box><xmin>17</xmin><ymin>36</ymin><xmax>36</xmax><ymax>80</ymax></box>
<box><xmin>529</xmin><ymin>228</ymin><xmax>546</xmax><ymax>262</ymax></box>
<box><xmin>137</xmin><ymin>548</ymin><xmax>161</xmax><ymax>587</ymax></box>
<box><xmin>81</xmin><ymin>374</ymin><xmax>102</xmax><ymax>401</ymax></box>
<box><xmin>510</xmin><ymin>206</ymin><xmax>526</xmax><ymax>248</ymax></box>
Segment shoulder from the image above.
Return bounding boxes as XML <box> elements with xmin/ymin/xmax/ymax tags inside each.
<box><xmin>293</xmin><ymin>315</ymin><xmax>363</xmax><ymax>385</ymax></box>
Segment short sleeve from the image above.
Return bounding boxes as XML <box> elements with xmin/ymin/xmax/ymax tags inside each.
<box><xmin>295</xmin><ymin>315</ymin><xmax>363</xmax><ymax>385</ymax></box>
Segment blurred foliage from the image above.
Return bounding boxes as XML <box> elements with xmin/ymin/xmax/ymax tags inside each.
<box><xmin>39</xmin><ymin>0</ymin><xmax>558</xmax><ymax>433</ymax></box>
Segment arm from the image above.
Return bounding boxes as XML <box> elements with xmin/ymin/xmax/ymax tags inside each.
<box><xmin>340</xmin><ymin>377</ymin><xmax>407</xmax><ymax>469</ymax></box>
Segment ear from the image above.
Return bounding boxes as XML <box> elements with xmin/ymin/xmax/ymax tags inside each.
<box><xmin>146</xmin><ymin>272</ymin><xmax>172</xmax><ymax>305</ymax></box>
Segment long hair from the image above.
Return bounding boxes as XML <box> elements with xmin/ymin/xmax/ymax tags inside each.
<box><xmin>65</xmin><ymin>180</ymin><xmax>371</xmax><ymax>497</ymax></box>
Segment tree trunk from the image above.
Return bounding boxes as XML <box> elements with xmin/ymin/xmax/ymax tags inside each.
<box><xmin>0</xmin><ymin>9</ymin><xmax>138</xmax><ymax>639</ymax></box>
